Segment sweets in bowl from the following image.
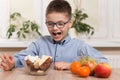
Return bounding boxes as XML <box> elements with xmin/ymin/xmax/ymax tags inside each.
<box><xmin>24</xmin><ymin>55</ymin><xmax>52</xmax><ymax>75</ymax></box>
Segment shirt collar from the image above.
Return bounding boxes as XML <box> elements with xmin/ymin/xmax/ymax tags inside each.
<box><xmin>50</xmin><ymin>34</ymin><xmax>71</xmax><ymax>45</ymax></box>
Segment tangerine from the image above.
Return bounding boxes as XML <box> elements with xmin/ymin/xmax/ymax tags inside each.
<box><xmin>77</xmin><ymin>66</ymin><xmax>90</xmax><ymax>77</ymax></box>
<box><xmin>70</xmin><ymin>61</ymin><xmax>82</xmax><ymax>74</ymax></box>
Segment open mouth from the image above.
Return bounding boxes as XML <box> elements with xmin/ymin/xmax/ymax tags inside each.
<box><xmin>52</xmin><ymin>32</ymin><xmax>62</xmax><ymax>36</ymax></box>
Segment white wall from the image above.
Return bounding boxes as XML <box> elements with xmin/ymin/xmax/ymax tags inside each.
<box><xmin>10</xmin><ymin>0</ymin><xmax>35</xmax><ymax>20</ymax></box>
<box><xmin>0</xmin><ymin>0</ymin><xmax>120</xmax><ymax>47</ymax></box>
<box><xmin>0</xmin><ymin>0</ymin><xmax>9</xmax><ymax>39</ymax></box>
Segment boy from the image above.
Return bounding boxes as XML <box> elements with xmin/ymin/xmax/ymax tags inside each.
<box><xmin>0</xmin><ymin>0</ymin><xmax>107</xmax><ymax>71</ymax></box>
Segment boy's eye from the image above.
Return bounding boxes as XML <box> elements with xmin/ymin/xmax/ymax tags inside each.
<box><xmin>57</xmin><ymin>22</ymin><xmax>65</xmax><ymax>26</ymax></box>
<box><xmin>46</xmin><ymin>22</ymin><xmax>54</xmax><ymax>26</ymax></box>
<box><xmin>46</xmin><ymin>20</ymin><xmax>67</xmax><ymax>28</ymax></box>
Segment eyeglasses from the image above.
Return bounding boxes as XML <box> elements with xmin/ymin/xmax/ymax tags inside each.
<box><xmin>46</xmin><ymin>18</ymin><xmax>71</xmax><ymax>28</ymax></box>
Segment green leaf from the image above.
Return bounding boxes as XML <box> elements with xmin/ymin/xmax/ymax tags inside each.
<box><xmin>17</xmin><ymin>31</ymin><xmax>21</xmax><ymax>38</ymax></box>
<box><xmin>22</xmin><ymin>33</ymin><xmax>26</xmax><ymax>38</ymax></box>
<box><xmin>72</xmin><ymin>9</ymin><xmax>94</xmax><ymax>37</ymax></box>
<box><xmin>24</xmin><ymin>30</ymin><xmax>29</xmax><ymax>33</ymax></box>
<box><xmin>7</xmin><ymin>12</ymin><xmax>42</xmax><ymax>39</ymax></box>
<box><xmin>10</xmin><ymin>12</ymin><xmax>21</xmax><ymax>20</ymax></box>
<box><xmin>7</xmin><ymin>33</ymin><xmax>12</xmax><ymax>39</ymax></box>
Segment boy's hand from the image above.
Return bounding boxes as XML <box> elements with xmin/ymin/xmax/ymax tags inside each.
<box><xmin>0</xmin><ymin>54</ymin><xmax>15</xmax><ymax>71</ymax></box>
<box><xmin>54</xmin><ymin>62</ymin><xmax>71</xmax><ymax>70</ymax></box>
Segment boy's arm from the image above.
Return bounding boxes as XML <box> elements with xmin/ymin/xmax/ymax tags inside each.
<box><xmin>80</xmin><ymin>43</ymin><xmax>108</xmax><ymax>63</ymax></box>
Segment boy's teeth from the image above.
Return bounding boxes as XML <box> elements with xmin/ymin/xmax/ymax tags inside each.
<box><xmin>57</xmin><ymin>32</ymin><xmax>61</xmax><ymax>35</ymax></box>
<box><xmin>53</xmin><ymin>32</ymin><xmax>61</xmax><ymax>35</ymax></box>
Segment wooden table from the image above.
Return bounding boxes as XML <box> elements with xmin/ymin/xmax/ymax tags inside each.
<box><xmin>0</xmin><ymin>68</ymin><xmax>120</xmax><ymax>80</ymax></box>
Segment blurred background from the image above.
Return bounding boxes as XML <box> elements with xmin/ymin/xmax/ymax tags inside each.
<box><xmin>0</xmin><ymin>0</ymin><xmax>120</xmax><ymax>68</ymax></box>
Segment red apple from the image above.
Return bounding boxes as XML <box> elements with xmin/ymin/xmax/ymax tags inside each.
<box><xmin>94</xmin><ymin>62</ymin><xmax>112</xmax><ymax>78</ymax></box>
<box><xmin>79</xmin><ymin>56</ymin><xmax>97</xmax><ymax>75</ymax></box>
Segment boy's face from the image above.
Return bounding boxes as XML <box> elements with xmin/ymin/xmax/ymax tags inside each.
<box><xmin>46</xmin><ymin>12</ymin><xmax>73</xmax><ymax>42</ymax></box>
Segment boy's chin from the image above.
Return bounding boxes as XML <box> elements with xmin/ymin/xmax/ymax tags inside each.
<box><xmin>52</xmin><ymin>36</ymin><xmax>62</xmax><ymax>42</ymax></box>
<box><xmin>53</xmin><ymin>37</ymin><xmax>64</xmax><ymax>42</ymax></box>
<box><xmin>54</xmin><ymin>39</ymin><xmax>62</xmax><ymax>42</ymax></box>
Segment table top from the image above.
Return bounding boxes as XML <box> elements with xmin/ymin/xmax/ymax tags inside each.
<box><xmin>0</xmin><ymin>68</ymin><xmax>120</xmax><ymax>80</ymax></box>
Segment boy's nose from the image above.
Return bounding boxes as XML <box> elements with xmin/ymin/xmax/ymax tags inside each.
<box><xmin>53</xmin><ymin>24</ymin><xmax>58</xmax><ymax>29</ymax></box>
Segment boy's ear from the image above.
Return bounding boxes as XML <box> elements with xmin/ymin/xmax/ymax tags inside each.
<box><xmin>68</xmin><ymin>19</ymin><xmax>73</xmax><ymax>28</ymax></box>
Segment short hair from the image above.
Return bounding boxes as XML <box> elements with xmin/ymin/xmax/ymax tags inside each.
<box><xmin>46</xmin><ymin>0</ymin><xmax>72</xmax><ymax>18</ymax></box>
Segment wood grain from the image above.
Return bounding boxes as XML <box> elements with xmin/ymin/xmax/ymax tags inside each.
<box><xmin>0</xmin><ymin>68</ymin><xmax>119</xmax><ymax>80</ymax></box>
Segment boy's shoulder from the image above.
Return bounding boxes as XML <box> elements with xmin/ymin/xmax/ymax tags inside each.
<box><xmin>71</xmin><ymin>38</ymin><xmax>91</xmax><ymax>48</ymax></box>
<box><xmin>71</xmin><ymin>38</ymin><xmax>84</xmax><ymax>43</ymax></box>
<box><xmin>35</xmin><ymin>35</ymin><xmax>52</xmax><ymax>42</ymax></box>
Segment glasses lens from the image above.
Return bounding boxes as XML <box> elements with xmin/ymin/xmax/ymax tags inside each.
<box><xmin>56</xmin><ymin>22</ymin><xmax>65</xmax><ymax>28</ymax></box>
<box><xmin>46</xmin><ymin>18</ymin><xmax>70</xmax><ymax>28</ymax></box>
<box><xmin>46</xmin><ymin>22</ymin><xmax>54</xmax><ymax>27</ymax></box>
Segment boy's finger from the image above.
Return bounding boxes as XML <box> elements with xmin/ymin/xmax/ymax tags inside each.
<box><xmin>1</xmin><ymin>56</ymin><xmax>6</xmax><ymax>63</ymax></box>
<box><xmin>0</xmin><ymin>57</ymin><xmax>2</xmax><ymax>63</ymax></box>
<box><xmin>9</xmin><ymin>56</ymin><xmax>14</xmax><ymax>62</ymax></box>
<box><xmin>1</xmin><ymin>62</ymin><xmax>9</xmax><ymax>70</ymax></box>
<box><xmin>3</xmin><ymin>54</ymin><xmax>10</xmax><ymax>60</ymax></box>
<box><xmin>7</xmin><ymin>56</ymin><xmax>14</xmax><ymax>66</ymax></box>
<box><xmin>1</xmin><ymin>54</ymin><xmax>9</xmax><ymax>63</ymax></box>
<box><xmin>0</xmin><ymin>64</ymin><xmax>3</xmax><ymax>69</ymax></box>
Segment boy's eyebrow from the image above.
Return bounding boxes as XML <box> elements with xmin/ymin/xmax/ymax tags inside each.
<box><xmin>46</xmin><ymin>18</ymin><xmax>71</xmax><ymax>22</ymax></box>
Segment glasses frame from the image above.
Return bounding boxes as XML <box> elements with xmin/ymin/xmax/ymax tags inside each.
<box><xmin>46</xmin><ymin>18</ymin><xmax>71</xmax><ymax>28</ymax></box>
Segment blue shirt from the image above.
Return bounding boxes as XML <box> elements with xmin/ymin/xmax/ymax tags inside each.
<box><xmin>14</xmin><ymin>34</ymin><xmax>108</xmax><ymax>67</ymax></box>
